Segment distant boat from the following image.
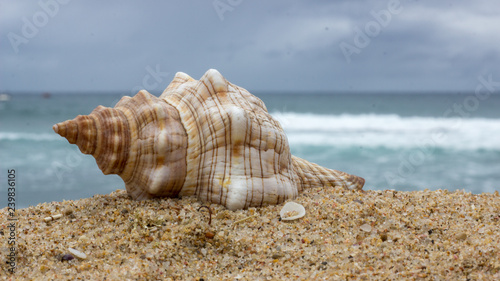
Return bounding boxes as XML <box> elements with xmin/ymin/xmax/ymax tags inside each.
<box><xmin>0</xmin><ymin>93</ymin><xmax>11</xmax><ymax>102</ymax></box>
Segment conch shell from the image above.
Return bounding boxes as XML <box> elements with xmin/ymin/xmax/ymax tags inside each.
<box><xmin>53</xmin><ymin>69</ymin><xmax>364</xmax><ymax>210</ymax></box>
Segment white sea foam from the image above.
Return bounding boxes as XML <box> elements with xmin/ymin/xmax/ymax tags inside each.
<box><xmin>2</xmin><ymin>113</ymin><xmax>499</xmax><ymax>151</ymax></box>
<box><xmin>271</xmin><ymin>112</ymin><xmax>500</xmax><ymax>151</ymax></box>
<box><xmin>0</xmin><ymin>132</ymin><xmax>61</xmax><ymax>141</ymax></box>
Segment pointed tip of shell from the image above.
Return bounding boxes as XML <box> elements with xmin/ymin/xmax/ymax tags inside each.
<box><xmin>53</xmin><ymin>119</ymin><xmax>78</xmax><ymax>144</ymax></box>
<box><xmin>203</xmin><ymin>69</ymin><xmax>227</xmax><ymax>93</ymax></box>
<box><xmin>174</xmin><ymin>71</ymin><xmax>195</xmax><ymax>81</ymax></box>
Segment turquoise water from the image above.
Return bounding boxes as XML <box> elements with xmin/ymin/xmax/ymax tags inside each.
<box><xmin>1</xmin><ymin>92</ymin><xmax>499</xmax><ymax>208</ymax></box>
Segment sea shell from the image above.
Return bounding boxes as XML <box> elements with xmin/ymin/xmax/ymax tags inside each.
<box><xmin>280</xmin><ymin>202</ymin><xmax>306</xmax><ymax>221</ymax></box>
<box><xmin>53</xmin><ymin>69</ymin><xmax>365</xmax><ymax>210</ymax></box>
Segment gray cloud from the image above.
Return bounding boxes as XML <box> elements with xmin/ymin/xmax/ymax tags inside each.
<box><xmin>1</xmin><ymin>0</ymin><xmax>499</xmax><ymax>93</ymax></box>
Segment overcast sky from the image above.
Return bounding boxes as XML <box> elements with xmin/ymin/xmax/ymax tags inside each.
<box><xmin>1</xmin><ymin>0</ymin><xmax>499</xmax><ymax>94</ymax></box>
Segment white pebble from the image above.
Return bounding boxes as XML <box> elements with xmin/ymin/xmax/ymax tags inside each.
<box><xmin>68</xmin><ymin>247</ymin><xmax>87</xmax><ymax>259</ymax></box>
<box><xmin>360</xmin><ymin>223</ymin><xmax>372</xmax><ymax>232</ymax></box>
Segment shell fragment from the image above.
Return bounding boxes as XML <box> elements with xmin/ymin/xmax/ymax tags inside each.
<box><xmin>44</xmin><ymin>213</ymin><xmax>63</xmax><ymax>222</ymax></box>
<box><xmin>280</xmin><ymin>202</ymin><xmax>306</xmax><ymax>221</ymax></box>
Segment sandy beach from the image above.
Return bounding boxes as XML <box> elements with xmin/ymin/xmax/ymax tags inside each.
<box><xmin>1</xmin><ymin>187</ymin><xmax>499</xmax><ymax>280</ymax></box>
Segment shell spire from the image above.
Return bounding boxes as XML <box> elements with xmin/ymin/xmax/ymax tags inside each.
<box><xmin>54</xmin><ymin>69</ymin><xmax>365</xmax><ymax>210</ymax></box>
<box><xmin>53</xmin><ymin>91</ymin><xmax>188</xmax><ymax>199</ymax></box>
<box><xmin>53</xmin><ymin>106</ymin><xmax>129</xmax><ymax>175</ymax></box>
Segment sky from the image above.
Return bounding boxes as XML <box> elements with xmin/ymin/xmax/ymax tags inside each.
<box><xmin>1</xmin><ymin>0</ymin><xmax>499</xmax><ymax>94</ymax></box>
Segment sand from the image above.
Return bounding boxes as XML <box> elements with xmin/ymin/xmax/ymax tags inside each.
<box><xmin>1</xmin><ymin>187</ymin><xmax>499</xmax><ymax>280</ymax></box>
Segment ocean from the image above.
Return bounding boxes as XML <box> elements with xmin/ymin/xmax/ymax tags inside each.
<box><xmin>1</xmin><ymin>92</ymin><xmax>499</xmax><ymax>209</ymax></box>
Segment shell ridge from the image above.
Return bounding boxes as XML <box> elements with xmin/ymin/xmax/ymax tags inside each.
<box><xmin>326</xmin><ymin>169</ymin><xmax>344</xmax><ymax>188</ymax></box>
<box><xmin>205</xmin><ymin>69</ymin><xmax>229</xmax><ymax>94</ymax></box>
<box><xmin>196</xmin><ymin>78</ymin><xmax>223</xmax><ymax>203</ymax></box>
<box><xmin>155</xmin><ymin>97</ymin><xmax>187</xmax><ymax>196</ymax></box>
<box><xmin>128</xmin><ymin>92</ymin><xmax>157</xmax><ymax>198</ymax></box>
<box><xmin>216</xmin><ymin>93</ymin><xmax>238</xmax><ymax>207</ymax></box>
<box><xmin>211</xmin><ymin>84</ymin><xmax>237</xmax><ymax>206</ymax></box>
<box><xmin>228</xmin><ymin>93</ymin><xmax>250</xmax><ymax>208</ymax></box>
<box><xmin>115</xmin><ymin>105</ymin><xmax>138</xmax><ymax>184</ymax></box>
<box><xmin>238</xmin><ymin>93</ymin><xmax>258</xmax><ymax>209</ymax></box>
<box><xmin>161</xmin><ymin>96</ymin><xmax>195</xmax><ymax>197</ymax></box>
<box><xmin>217</xmin><ymin>94</ymin><xmax>233</xmax><ymax>207</ymax></box>
<box><xmin>174</xmin><ymin>74</ymin><xmax>225</xmax><ymax>199</ymax></box>
<box><xmin>293</xmin><ymin>158</ymin><xmax>307</xmax><ymax>191</ymax></box>
<box><xmin>243</xmin><ymin>118</ymin><xmax>251</xmax><ymax>209</ymax></box>
<box><xmin>121</xmin><ymin>106</ymin><xmax>141</xmax><ymax>183</ymax></box>
<box><xmin>115</xmin><ymin>110</ymin><xmax>130</xmax><ymax>174</ymax></box>
<box><xmin>86</xmin><ymin>115</ymin><xmax>98</xmax><ymax>156</ymax></box>
<box><xmin>176</xmin><ymin>95</ymin><xmax>205</xmax><ymax>197</ymax></box>
<box><xmin>206</xmin><ymin>92</ymin><xmax>227</xmax><ymax>205</ymax></box>
<box><xmin>125</xmin><ymin>91</ymin><xmax>188</xmax><ymax>199</ymax></box>
<box><xmin>196</xmin><ymin>71</ymin><xmax>243</xmax><ymax>206</ymax></box>
<box><xmin>232</xmin><ymin>85</ymin><xmax>295</xmax><ymax>207</ymax></box>
<box><xmin>134</xmin><ymin>92</ymin><xmax>157</xmax><ymax>197</ymax></box>
<box><xmin>89</xmin><ymin>115</ymin><xmax>98</xmax><ymax>155</ymax></box>
<box><xmin>231</xmin><ymin>88</ymin><xmax>268</xmax><ymax>207</ymax></box>
<box><xmin>220</xmin><ymin>110</ymin><xmax>232</xmax><ymax>208</ymax></box>
<box><xmin>107</xmin><ymin>110</ymin><xmax>123</xmax><ymax>172</ymax></box>
<box><xmin>292</xmin><ymin>156</ymin><xmax>364</xmax><ymax>191</ymax></box>
<box><xmin>225</xmin><ymin>91</ymin><xmax>251</xmax><ymax>208</ymax></box>
<box><xmin>257</xmin><ymin>117</ymin><xmax>266</xmax><ymax>207</ymax></box>
<box><xmin>309</xmin><ymin>160</ymin><xmax>328</xmax><ymax>188</ymax></box>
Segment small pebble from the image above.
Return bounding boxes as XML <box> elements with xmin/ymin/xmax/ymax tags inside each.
<box><xmin>68</xmin><ymin>247</ymin><xmax>87</xmax><ymax>259</ymax></box>
<box><xmin>44</xmin><ymin>213</ymin><xmax>63</xmax><ymax>222</ymax></box>
<box><xmin>380</xmin><ymin>233</ymin><xmax>388</xmax><ymax>242</ymax></box>
<box><xmin>272</xmin><ymin>253</ymin><xmax>283</xmax><ymax>259</ymax></box>
<box><xmin>456</xmin><ymin>233</ymin><xmax>467</xmax><ymax>241</ymax></box>
<box><xmin>318</xmin><ymin>263</ymin><xmax>327</xmax><ymax>270</ymax></box>
<box><xmin>360</xmin><ymin>223</ymin><xmax>372</xmax><ymax>232</ymax></box>
<box><xmin>78</xmin><ymin>235</ymin><xmax>90</xmax><ymax>243</ymax></box>
<box><xmin>61</xmin><ymin>254</ymin><xmax>74</xmax><ymax>261</ymax></box>
<box><xmin>63</xmin><ymin>208</ymin><xmax>73</xmax><ymax>216</ymax></box>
